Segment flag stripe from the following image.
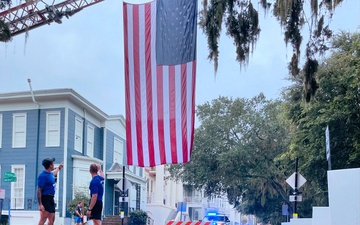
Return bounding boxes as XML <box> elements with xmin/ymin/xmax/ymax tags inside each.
<box><xmin>125</xmin><ymin>0</ymin><xmax>197</xmax><ymax>166</ymax></box>
<box><xmin>144</xmin><ymin>2</ymin><xmax>155</xmax><ymax>166</ymax></box>
<box><xmin>169</xmin><ymin>65</ymin><xmax>178</xmax><ymax>163</ymax></box>
<box><xmin>181</xmin><ymin>63</ymin><xmax>188</xmax><ymax>163</ymax></box>
<box><xmin>133</xmin><ymin>5</ymin><xmax>144</xmax><ymax>166</ymax></box>
<box><xmin>124</xmin><ymin>3</ymin><xmax>132</xmax><ymax>165</ymax></box>
<box><xmin>156</xmin><ymin>65</ymin><xmax>166</xmax><ymax>165</ymax></box>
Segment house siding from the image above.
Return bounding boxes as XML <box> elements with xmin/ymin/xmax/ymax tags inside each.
<box><xmin>0</xmin><ymin>108</ymin><xmax>66</xmax><ymax>211</ymax></box>
<box><xmin>103</xmin><ymin>129</ymin><xmax>126</xmax><ymax>216</ymax></box>
<box><xmin>0</xmin><ymin>89</ymin><xmax>146</xmax><ymax>225</ymax></box>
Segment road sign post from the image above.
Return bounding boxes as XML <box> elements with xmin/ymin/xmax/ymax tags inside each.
<box><xmin>285</xmin><ymin>158</ymin><xmax>307</xmax><ymax>219</ymax></box>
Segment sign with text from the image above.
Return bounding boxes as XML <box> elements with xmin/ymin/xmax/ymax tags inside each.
<box><xmin>4</xmin><ymin>172</ymin><xmax>16</xmax><ymax>182</ymax></box>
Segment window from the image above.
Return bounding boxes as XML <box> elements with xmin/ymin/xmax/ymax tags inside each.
<box><xmin>46</xmin><ymin>112</ymin><xmax>61</xmax><ymax>147</ymax></box>
<box><xmin>12</xmin><ymin>113</ymin><xmax>26</xmax><ymax>148</ymax></box>
<box><xmin>114</xmin><ymin>137</ymin><xmax>123</xmax><ymax>164</ymax></box>
<box><xmin>87</xmin><ymin>125</ymin><xmax>94</xmax><ymax>157</ymax></box>
<box><xmin>11</xmin><ymin>165</ymin><xmax>25</xmax><ymax>209</ymax></box>
<box><xmin>74</xmin><ymin>117</ymin><xmax>83</xmax><ymax>152</ymax></box>
<box><xmin>0</xmin><ymin>114</ymin><xmax>2</xmax><ymax>148</ymax></box>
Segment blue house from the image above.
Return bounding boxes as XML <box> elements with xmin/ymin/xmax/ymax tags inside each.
<box><xmin>0</xmin><ymin>88</ymin><xmax>147</xmax><ymax>225</ymax></box>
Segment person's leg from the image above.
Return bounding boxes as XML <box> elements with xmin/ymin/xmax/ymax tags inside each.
<box><xmin>91</xmin><ymin>200</ymin><xmax>103</xmax><ymax>225</ymax></box>
<box><xmin>93</xmin><ymin>219</ymin><xmax>101</xmax><ymax>225</ymax></box>
<box><xmin>38</xmin><ymin>211</ymin><xmax>49</xmax><ymax>225</ymax></box>
<box><xmin>75</xmin><ymin>216</ymin><xmax>79</xmax><ymax>225</ymax></box>
<box><xmin>47</xmin><ymin>213</ymin><xmax>55</xmax><ymax>225</ymax></box>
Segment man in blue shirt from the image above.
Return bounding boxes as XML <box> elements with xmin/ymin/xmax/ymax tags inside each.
<box><xmin>37</xmin><ymin>157</ymin><xmax>63</xmax><ymax>225</ymax></box>
<box><xmin>86</xmin><ymin>164</ymin><xmax>104</xmax><ymax>225</ymax></box>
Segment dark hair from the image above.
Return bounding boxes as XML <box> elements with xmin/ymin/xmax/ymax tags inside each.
<box><xmin>43</xmin><ymin>162</ymin><xmax>52</xmax><ymax>170</ymax></box>
<box><xmin>90</xmin><ymin>164</ymin><xmax>98</xmax><ymax>174</ymax></box>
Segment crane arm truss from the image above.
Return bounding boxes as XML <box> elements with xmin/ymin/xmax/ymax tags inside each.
<box><xmin>0</xmin><ymin>0</ymin><xmax>103</xmax><ymax>37</ymax></box>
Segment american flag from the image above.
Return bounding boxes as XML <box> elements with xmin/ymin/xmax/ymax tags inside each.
<box><xmin>123</xmin><ymin>0</ymin><xmax>197</xmax><ymax>167</ymax></box>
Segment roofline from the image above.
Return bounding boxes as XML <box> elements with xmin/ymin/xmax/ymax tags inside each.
<box><xmin>0</xmin><ymin>88</ymin><xmax>109</xmax><ymax>120</ymax></box>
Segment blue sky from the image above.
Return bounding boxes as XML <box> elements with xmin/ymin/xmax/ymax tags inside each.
<box><xmin>0</xmin><ymin>0</ymin><xmax>359</xmax><ymax>116</ymax></box>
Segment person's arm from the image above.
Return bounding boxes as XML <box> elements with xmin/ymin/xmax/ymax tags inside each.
<box><xmin>97</xmin><ymin>164</ymin><xmax>104</xmax><ymax>178</ymax></box>
<box><xmin>37</xmin><ymin>186</ymin><xmax>44</xmax><ymax>211</ymax></box>
<box><xmin>75</xmin><ymin>206</ymin><xmax>81</xmax><ymax>216</ymax></box>
<box><xmin>53</xmin><ymin>162</ymin><xmax>64</xmax><ymax>177</ymax></box>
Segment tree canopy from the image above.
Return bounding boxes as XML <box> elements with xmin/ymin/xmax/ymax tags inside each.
<box><xmin>168</xmin><ymin>94</ymin><xmax>294</xmax><ymax>224</ymax></box>
<box><xmin>168</xmin><ymin>31</ymin><xmax>360</xmax><ymax>224</ymax></box>
<box><xmin>200</xmin><ymin>0</ymin><xmax>345</xmax><ymax>101</ymax></box>
<box><xmin>0</xmin><ymin>0</ymin><xmax>11</xmax><ymax>42</ymax></box>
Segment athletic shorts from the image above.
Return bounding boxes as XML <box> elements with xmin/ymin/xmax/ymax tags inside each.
<box><xmin>75</xmin><ymin>216</ymin><xmax>83</xmax><ymax>223</ymax></box>
<box><xmin>90</xmin><ymin>200</ymin><xmax>103</xmax><ymax>220</ymax></box>
<box><xmin>41</xmin><ymin>195</ymin><xmax>55</xmax><ymax>213</ymax></box>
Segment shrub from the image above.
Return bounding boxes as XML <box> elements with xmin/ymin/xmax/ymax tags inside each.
<box><xmin>67</xmin><ymin>190</ymin><xmax>90</xmax><ymax>216</ymax></box>
<box><xmin>129</xmin><ymin>210</ymin><xmax>148</xmax><ymax>225</ymax></box>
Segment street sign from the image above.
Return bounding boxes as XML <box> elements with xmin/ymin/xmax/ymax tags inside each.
<box><xmin>289</xmin><ymin>194</ymin><xmax>302</xmax><ymax>202</ymax></box>
<box><xmin>4</xmin><ymin>172</ymin><xmax>16</xmax><ymax>178</ymax></box>
<box><xmin>4</xmin><ymin>171</ymin><xmax>16</xmax><ymax>182</ymax></box>
<box><xmin>120</xmin><ymin>189</ymin><xmax>128</xmax><ymax>197</ymax></box>
<box><xmin>116</xmin><ymin>178</ymin><xmax>131</xmax><ymax>191</ymax></box>
<box><xmin>286</xmin><ymin>172</ymin><xmax>306</xmax><ymax>190</ymax></box>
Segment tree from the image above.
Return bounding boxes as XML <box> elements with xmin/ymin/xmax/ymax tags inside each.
<box><xmin>200</xmin><ymin>0</ymin><xmax>345</xmax><ymax>101</ymax></box>
<box><xmin>281</xmin><ymin>31</ymin><xmax>360</xmax><ymax>215</ymax></box>
<box><xmin>168</xmin><ymin>94</ymin><xmax>294</xmax><ymax>223</ymax></box>
<box><xmin>0</xmin><ymin>0</ymin><xmax>11</xmax><ymax>42</ymax></box>
<box><xmin>67</xmin><ymin>189</ymin><xmax>90</xmax><ymax>217</ymax></box>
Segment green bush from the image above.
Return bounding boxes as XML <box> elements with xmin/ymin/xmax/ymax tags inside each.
<box><xmin>129</xmin><ymin>210</ymin><xmax>148</xmax><ymax>225</ymax></box>
<box><xmin>67</xmin><ymin>190</ymin><xmax>90</xmax><ymax>216</ymax></box>
<box><xmin>0</xmin><ymin>215</ymin><xmax>8</xmax><ymax>225</ymax></box>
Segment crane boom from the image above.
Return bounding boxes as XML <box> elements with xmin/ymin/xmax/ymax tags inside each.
<box><xmin>0</xmin><ymin>0</ymin><xmax>103</xmax><ymax>40</ymax></box>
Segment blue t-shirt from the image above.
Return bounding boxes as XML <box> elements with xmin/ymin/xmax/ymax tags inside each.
<box><xmin>37</xmin><ymin>171</ymin><xmax>55</xmax><ymax>195</ymax></box>
<box><xmin>89</xmin><ymin>175</ymin><xmax>104</xmax><ymax>200</ymax></box>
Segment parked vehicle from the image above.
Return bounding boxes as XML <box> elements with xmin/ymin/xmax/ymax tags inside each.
<box><xmin>202</xmin><ymin>212</ymin><xmax>231</xmax><ymax>225</ymax></box>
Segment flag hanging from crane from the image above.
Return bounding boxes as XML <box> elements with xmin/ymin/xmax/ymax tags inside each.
<box><xmin>123</xmin><ymin>0</ymin><xmax>197</xmax><ymax>167</ymax></box>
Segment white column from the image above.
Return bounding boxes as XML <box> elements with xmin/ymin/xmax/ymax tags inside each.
<box><xmin>154</xmin><ymin>165</ymin><xmax>164</xmax><ymax>204</ymax></box>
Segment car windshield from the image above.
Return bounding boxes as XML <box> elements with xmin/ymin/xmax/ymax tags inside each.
<box><xmin>204</xmin><ymin>215</ymin><xmax>229</xmax><ymax>222</ymax></box>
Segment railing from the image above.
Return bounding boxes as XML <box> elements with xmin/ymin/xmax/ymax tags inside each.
<box><xmin>147</xmin><ymin>217</ymin><xmax>154</xmax><ymax>225</ymax></box>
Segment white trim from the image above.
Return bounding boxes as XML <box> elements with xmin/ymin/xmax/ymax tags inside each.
<box><xmin>102</xmin><ymin>126</ymin><xmax>107</xmax><ymax>208</ymax></box>
<box><xmin>74</xmin><ymin>117</ymin><xmax>83</xmax><ymax>152</ymax></box>
<box><xmin>11</xmin><ymin>164</ymin><xmax>25</xmax><ymax>209</ymax></box>
<box><xmin>12</xmin><ymin>113</ymin><xmax>27</xmax><ymax>148</ymax></box>
<box><xmin>54</xmin><ymin>163</ymin><xmax>60</xmax><ymax>210</ymax></box>
<box><xmin>86</xmin><ymin>124</ymin><xmax>94</xmax><ymax>157</ymax></box>
<box><xmin>0</xmin><ymin>114</ymin><xmax>2</xmax><ymax>148</ymax></box>
<box><xmin>62</xmin><ymin>108</ymin><xmax>69</xmax><ymax>216</ymax></box>
<box><xmin>113</xmin><ymin>137</ymin><xmax>123</xmax><ymax>164</ymax></box>
<box><xmin>72</xmin><ymin>155</ymin><xmax>103</xmax><ymax>164</ymax></box>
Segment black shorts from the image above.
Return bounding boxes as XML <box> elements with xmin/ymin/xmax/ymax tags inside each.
<box><xmin>90</xmin><ymin>200</ymin><xmax>102</xmax><ymax>220</ymax></box>
<box><xmin>41</xmin><ymin>195</ymin><xmax>55</xmax><ymax>213</ymax></box>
